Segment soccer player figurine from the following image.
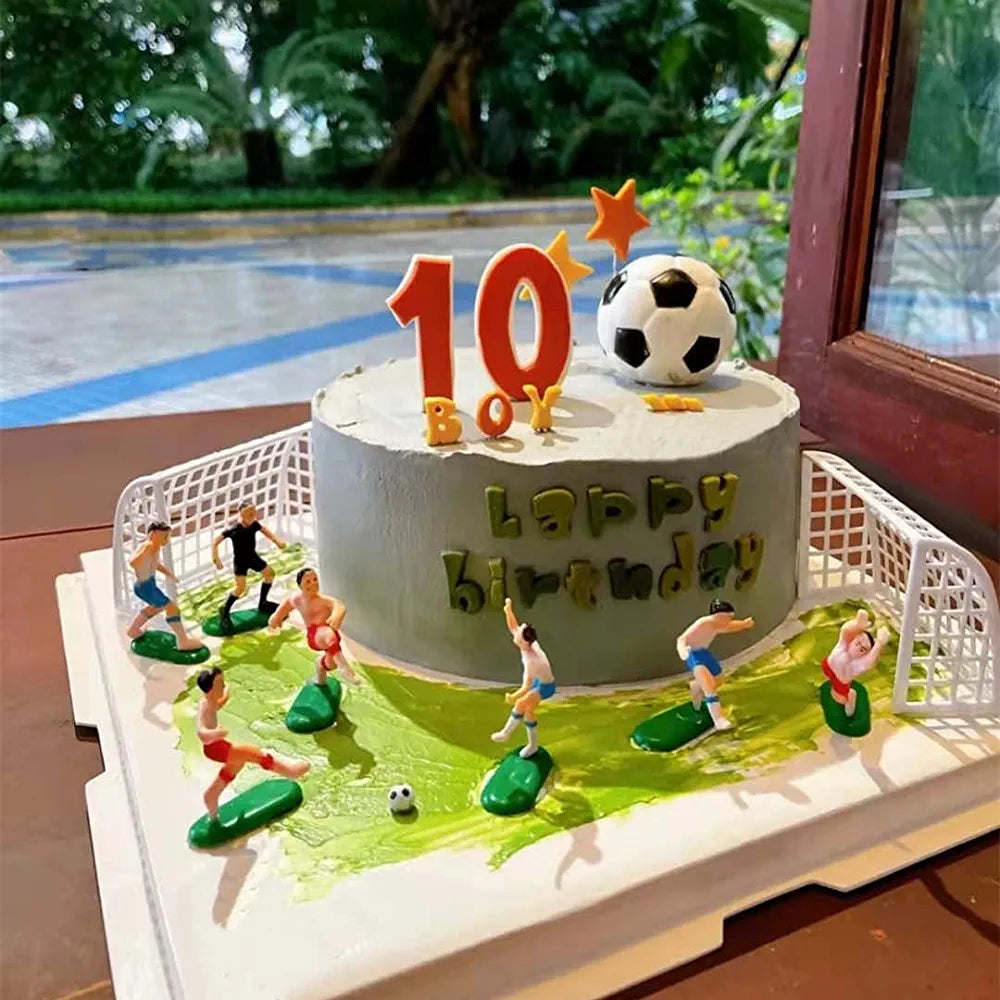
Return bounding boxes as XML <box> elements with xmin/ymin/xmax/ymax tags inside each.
<box><xmin>491</xmin><ymin>598</ymin><xmax>557</xmax><ymax>759</ymax></box>
<box><xmin>212</xmin><ymin>501</ymin><xmax>287</xmax><ymax>632</ymax></box>
<box><xmin>269</xmin><ymin>567</ymin><xmax>359</xmax><ymax>685</ymax></box>
<box><xmin>822</xmin><ymin>609</ymin><xmax>890</xmax><ymax>718</ymax></box>
<box><xmin>676</xmin><ymin>599</ymin><xmax>754</xmax><ymax>731</ymax></box>
<box><xmin>127</xmin><ymin>521</ymin><xmax>204</xmax><ymax>653</ymax></box>
<box><xmin>196</xmin><ymin>666</ymin><xmax>309</xmax><ymax>820</ymax></box>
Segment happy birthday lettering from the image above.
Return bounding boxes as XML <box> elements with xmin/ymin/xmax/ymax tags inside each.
<box><xmin>442</xmin><ymin>473</ymin><xmax>765</xmax><ymax>612</ymax></box>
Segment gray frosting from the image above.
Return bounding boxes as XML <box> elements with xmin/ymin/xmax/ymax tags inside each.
<box><xmin>312</xmin><ymin>347</ymin><xmax>800</xmax><ymax>685</ymax></box>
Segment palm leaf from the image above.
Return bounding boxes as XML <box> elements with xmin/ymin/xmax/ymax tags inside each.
<box><xmin>725</xmin><ymin>0</ymin><xmax>810</xmax><ymax>36</ymax></box>
<box><xmin>328</xmin><ymin>95</ymin><xmax>382</xmax><ymax>131</ymax></box>
<box><xmin>584</xmin><ymin>72</ymin><xmax>652</xmax><ymax>112</ymax></box>
<box><xmin>281</xmin><ymin>60</ymin><xmax>347</xmax><ymax>94</ymax></box>
<box><xmin>195</xmin><ymin>41</ymin><xmax>248</xmax><ymax>118</ymax></box>
<box><xmin>135</xmin><ymin>86</ymin><xmax>237</xmax><ymax>128</ymax></box>
<box><xmin>262</xmin><ymin>30</ymin><xmax>372</xmax><ymax>96</ymax></box>
<box><xmin>261</xmin><ymin>30</ymin><xmax>310</xmax><ymax>97</ymax></box>
<box><xmin>602</xmin><ymin>98</ymin><xmax>659</xmax><ymax>135</ymax></box>
<box><xmin>135</xmin><ymin>135</ymin><xmax>168</xmax><ymax>189</ymax></box>
<box><xmin>713</xmin><ymin>89</ymin><xmax>783</xmax><ymax>173</ymax></box>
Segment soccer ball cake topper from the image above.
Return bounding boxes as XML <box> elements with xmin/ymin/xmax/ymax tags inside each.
<box><xmin>596</xmin><ymin>254</ymin><xmax>737</xmax><ymax>386</ymax></box>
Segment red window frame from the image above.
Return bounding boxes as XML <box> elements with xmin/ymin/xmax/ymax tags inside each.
<box><xmin>777</xmin><ymin>0</ymin><xmax>1000</xmax><ymax>538</ymax></box>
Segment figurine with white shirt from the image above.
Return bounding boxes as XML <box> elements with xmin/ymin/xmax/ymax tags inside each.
<box><xmin>676</xmin><ymin>599</ymin><xmax>755</xmax><ymax>732</ymax></box>
<box><xmin>491</xmin><ymin>598</ymin><xmax>557</xmax><ymax>760</ymax></box>
<box><xmin>481</xmin><ymin>598</ymin><xmax>558</xmax><ymax>816</ymax></box>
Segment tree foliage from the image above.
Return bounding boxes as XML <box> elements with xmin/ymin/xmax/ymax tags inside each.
<box><xmin>0</xmin><ymin>0</ymin><xmax>197</xmax><ymax>187</ymax></box>
<box><xmin>1</xmin><ymin>0</ymin><xmax>793</xmax><ymax>191</ymax></box>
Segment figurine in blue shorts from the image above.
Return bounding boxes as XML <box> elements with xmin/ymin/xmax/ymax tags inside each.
<box><xmin>492</xmin><ymin>598</ymin><xmax>557</xmax><ymax>759</ymax></box>
<box><xmin>126</xmin><ymin>521</ymin><xmax>203</xmax><ymax>651</ymax></box>
<box><xmin>676</xmin><ymin>599</ymin><xmax>754</xmax><ymax>731</ymax></box>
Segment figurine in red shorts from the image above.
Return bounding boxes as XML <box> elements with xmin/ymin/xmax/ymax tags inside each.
<box><xmin>268</xmin><ymin>567</ymin><xmax>359</xmax><ymax>684</ymax></box>
<box><xmin>822</xmin><ymin>609</ymin><xmax>890</xmax><ymax>717</ymax></box>
<box><xmin>196</xmin><ymin>667</ymin><xmax>309</xmax><ymax>819</ymax></box>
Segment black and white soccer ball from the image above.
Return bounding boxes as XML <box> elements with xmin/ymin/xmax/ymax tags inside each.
<box><xmin>388</xmin><ymin>783</ymin><xmax>415</xmax><ymax>814</ymax></box>
<box><xmin>596</xmin><ymin>254</ymin><xmax>737</xmax><ymax>386</ymax></box>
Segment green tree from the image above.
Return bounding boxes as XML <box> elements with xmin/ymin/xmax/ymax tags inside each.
<box><xmin>372</xmin><ymin>0</ymin><xmax>520</xmax><ymax>185</ymax></box>
<box><xmin>881</xmin><ymin>0</ymin><xmax>1000</xmax><ymax>346</ymax></box>
<box><xmin>644</xmin><ymin>72</ymin><xmax>804</xmax><ymax>359</ymax></box>
<box><xmin>481</xmin><ymin>0</ymin><xmax>772</xmax><ymax>185</ymax></box>
<box><xmin>137</xmin><ymin>27</ymin><xmax>377</xmax><ymax>186</ymax></box>
<box><xmin>0</xmin><ymin>0</ymin><xmax>192</xmax><ymax>188</ymax></box>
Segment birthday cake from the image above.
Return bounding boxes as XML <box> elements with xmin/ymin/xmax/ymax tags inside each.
<box><xmin>312</xmin><ymin>347</ymin><xmax>800</xmax><ymax>684</ymax></box>
<box><xmin>56</xmin><ymin>180</ymin><xmax>999</xmax><ymax>1000</ymax></box>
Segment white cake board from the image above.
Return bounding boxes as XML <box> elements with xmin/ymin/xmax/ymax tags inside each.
<box><xmin>59</xmin><ymin>548</ymin><xmax>1000</xmax><ymax>1000</ymax></box>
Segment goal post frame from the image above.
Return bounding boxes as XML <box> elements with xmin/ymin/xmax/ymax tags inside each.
<box><xmin>109</xmin><ymin>433</ymin><xmax>998</xmax><ymax>717</ymax></box>
<box><xmin>799</xmin><ymin>450</ymin><xmax>998</xmax><ymax>716</ymax></box>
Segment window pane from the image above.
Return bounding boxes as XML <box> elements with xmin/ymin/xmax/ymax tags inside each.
<box><xmin>866</xmin><ymin>0</ymin><xmax>1000</xmax><ymax>378</ymax></box>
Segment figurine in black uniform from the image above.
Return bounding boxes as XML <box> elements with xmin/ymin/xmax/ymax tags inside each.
<box><xmin>212</xmin><ymin>502</ymin><xmax>287</xmax><ymax>632</ymax></box>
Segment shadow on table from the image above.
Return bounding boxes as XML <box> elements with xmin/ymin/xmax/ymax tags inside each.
<box><xmin>211</xmin><ymin>843</ymin><xmax>258</xmax><ymax>927</ymax></box>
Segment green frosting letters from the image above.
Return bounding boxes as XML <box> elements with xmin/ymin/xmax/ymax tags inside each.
<box><xmin>699</xmin><ymin>542</ymin><xmax>735</xmax><ymax>590</ymax></box>
<box><xmin>564</xmin><ymin>560</ymin><xmax>600</xmax><ymax>610</ymax></box>
<box><xmin>532</xmin><ymin>487</ymin><xmax>575</xmax><ymax>539</ymax></box>
<box><xmin>485</xmin><ymin>486</ymin><xmax>521</xmax><ymax>539</ymax></box>
<box><xmin>607</xmin><ymin>559</ymin><xmax>654</xmax><ymax>601</ymax></box>
<box><xmin>442</xmin><ymin>551</ymin><xmax>484</xmax><ymax>614</ymax></box>
<box><xmin>648</xmin><ymin>477</ymin><xmax>693</xmax><ymax>530</ymax></box>
<box><xmin>658</xmin><ymin>532</ymin><xmax>695</xmax><ymax>599</ymax></box>
<box><xmin>487</xmin><ymin>557</ymin><xmax>508</xmax><ymax>609</ymax></box>
<box><xmin>586</xmin><ymin>486</ymin><xmax>637</xmax><ymax>538</ymax></box>
<box><xmin>515</xmin><ymin>566</ymin><xmax>561</xmax><ymax>608</ymax></box>
<box><xmin>698</xmin><ymin>473</ymin><xmax>740</xmax><ymax>532</ymax></box>
<box><xmin>735</xmin><ymin>532</ymin><xmax>765</xmax><ymax>591</ymax></box>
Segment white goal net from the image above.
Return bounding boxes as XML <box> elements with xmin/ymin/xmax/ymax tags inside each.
<box><xmin>799</xmin><ymin>450</ymin><xmax>998</xmax><ymax>716</ymax></box>
<box><xmin>110</xmin><ymin>431</ymin><xmax>998</xmax><ymax>718</ymax></box>
<box><xmin>112</xmin><ymin>423</ymin><xmax>313</xmax><ymax>615</ymax></box>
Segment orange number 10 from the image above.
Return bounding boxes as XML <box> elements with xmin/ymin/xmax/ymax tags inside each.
<box><xmin>386</xmin><ymin>255</ymin><xmax>455</xmax><ymax>400</ymax></box>
<box><xmin>386</xmin><ymin>245</ymin><xmax>572</xmax><ymax>403</ymax></box>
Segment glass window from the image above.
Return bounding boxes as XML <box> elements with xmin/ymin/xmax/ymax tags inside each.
<box><xmin>866</xmin><ymin>0</ymin><xmax>1000</xmax><ymax>378</ymax></box>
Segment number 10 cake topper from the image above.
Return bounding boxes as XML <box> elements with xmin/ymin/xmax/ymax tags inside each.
<box><xmin>386</xmin><ymin>180</ymin><xmax>649</xmax><ymax>443</ymax></box>
<box><xmin>386</xmin><ymin>243</ymin><xmax>573</xmax><ymax>404</ymax></box>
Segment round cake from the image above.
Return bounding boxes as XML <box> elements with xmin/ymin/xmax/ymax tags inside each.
<box><xmin>312</xmin><ymin>347</ymin><xmax>800</xmax><ymax>685</ymax></box>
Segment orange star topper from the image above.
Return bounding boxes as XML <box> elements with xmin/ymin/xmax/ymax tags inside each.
<box><xmin>585</xmin><ymin>178</ymin><xmax>650</xmax><ymax>262</ymax></box>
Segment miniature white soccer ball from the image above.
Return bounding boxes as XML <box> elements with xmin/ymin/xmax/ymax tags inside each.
<box><xmin>596</xmin><ymin>254</ymin><xmax>737</xmax><ymax>386</ymax></box>
<box><xmin>388</xmin><ymin>783</ymin><xmax>415</xmax><ymax>814</ymax></box>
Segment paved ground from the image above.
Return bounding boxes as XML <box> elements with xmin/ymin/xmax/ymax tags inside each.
<box><xmin>0</xmin><ymin>224</ymin><xmax>650</xmax><ymax>428</ymax></box>
<box><xmin>1</xmin><ymin>221</ymin><xmax>996</xmax><ymax>429</ymax></box>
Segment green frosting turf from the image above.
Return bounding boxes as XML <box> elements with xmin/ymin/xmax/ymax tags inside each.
<box><xmin>131</xmin><ymin>630</ymin><xmax>209</xmax><ymax>665</ymax></box>
<box><xmin>286</xmin><ymin>679</ymin><xmax>342</xmax><ymax>733</ymax></box>
<box><xmin>188</xmin><ymin>778</ymin><xmax>303</xmax><ymax>848</ymax></box>
<box><xmin>171</xmin><ymin>598</ymin><xmax>909</xmax><ymax>898</ymax></box>
<box><xmin>819</xmin><ymin>680</ymin><xmax>872</xmax><ymax>737</ymax></box>
<box><xmin>203</xmin><ymin>608</ymin><xmax>272</xmax><ymax>637</ymax></box>
<box><xmin>632</xmin><ymin>701</ymin><xmax>714</xmax><ymax>751</ymax></box>
<box><xmin>481</xmin><ymin>748</ymin><xmax>554</xmax><ymax>815</ymax></box>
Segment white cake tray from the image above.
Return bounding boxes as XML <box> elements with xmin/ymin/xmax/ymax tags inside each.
<box><xmin>58</xmin><ymin>548</ymin><xmax>1000</xmax><ymax>1000</ymax></box>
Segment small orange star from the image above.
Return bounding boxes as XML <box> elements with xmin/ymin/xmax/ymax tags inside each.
<box><xmin>585</xmin><ymin>178</ymin><xmax>650</xmax><ymax>262</ymax></box>
<box><xmin>519</xmin><ymin>230</ymin><xmax>594</xmax><ymax>300</ymax></box>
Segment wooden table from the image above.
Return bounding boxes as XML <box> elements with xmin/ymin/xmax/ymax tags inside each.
<box><xmin>1</xmin><ymin>406</ymin><xmax>996</xmax><ymax>1000</ymax></box>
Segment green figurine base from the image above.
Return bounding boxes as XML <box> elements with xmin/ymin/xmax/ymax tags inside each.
<box><xmin>819</xmin><ymin>680</ymin><xmax>872</xmax><ymax>738</ymax></box>
<box><xmin>481</xmin><ymin>747</ymin><xmax>554</xmax><ymax>816</ymax></box>
<box><xmin>286</xmin><ymin>678</ymin><xmax>342</xmax><ymax>733</ymax></box>
<box><xmin>188</xmin><ymin>778</ymin><xmax>304</xmax><ymax>849</ymax></box>
<box><xmin>202</xmin><ymin>608</ymin><xmax>271</xmax><ymax>637</ymax></box>
<box><xmin>631</xmin><ymin>701</ymin><xmax>715</xmax><ymax>752</ymax></box>
<box><xmin>130</xmin><ymin>630</ymin><xmax>210</xmax><ymax>665</ymax></box>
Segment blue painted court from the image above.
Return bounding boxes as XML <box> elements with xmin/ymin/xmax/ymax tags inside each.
<box><xmin>1</xmin><ymin>221</ymin><xmax>996</xmax><ymax>429</ymax></box>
